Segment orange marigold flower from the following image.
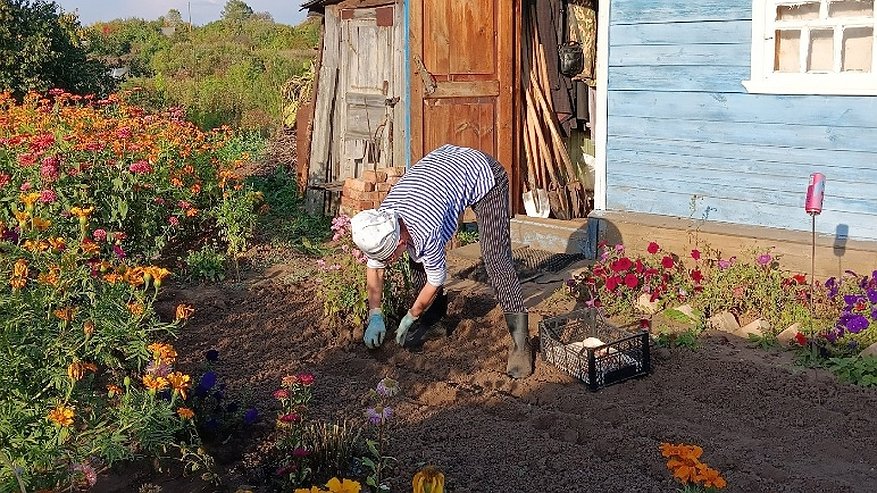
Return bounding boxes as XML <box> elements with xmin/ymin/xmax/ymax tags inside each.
<box><xmin>79</xmin><ymin>239</ymin><xmax>100</xmax><ymax>256</ymax></box>
<box><xmin>53</xmin><ymin>306</ymin><xmax>77</xmax><ymax>321</ymax></box>
<box><xmin>128</xmin><ymin>302</ymin><xmax>145</xmax><ymax>316</ymax></box>
<box><xmin>48</xmin><ymin>405</ymin><xmax>74</xmax><ymax>427</ymax></box>
<box><xmin>148</xmin><ymin>342</ymin><xmax>178</xmax><ymax>363</ymax></box>
<box><xmin>13</xmin><ymin>209</ymin><xmax>30</xmax><ymax>225</ymax></box>
<box><xmin>142</xmin><ymin>374</ymin><xmax>169</xmax><ymax>392</ymax></box>
<box><xmin>190</xmin><ymin>183</ymin><xmax>201</xmax><ymax>194</ymax></box>
<box><xmin>12</xmin><ymin>258</ymin><xmax>28</xmax><ymax>278</ymax></box>
<box><xmin>24</xmin><ymin>239</ymin><xmax>49</xmax><ymax>252</ymax></box>
<box><xmin>32</xmin><ymin>217</ymin><xmax>51</xmax><ymax>231</ymax></box>
<box><xmin>185</xmin><ymin>207</ymin><xmax>199</xmax><ymax>217</ymax></box>
<box><xmin>170</xmin><ymin>176</ymin><xmax>184</xmax><ymax>187</ymax></box>
<box><xmin>107</xmin><ymin>384</ymin><xmax>123</xmax><ymax>397</ymax></box>
<box><xmin>175</xmin><ymin>303</ymin><xmax>195</xmax><ymax>321</ymax></box>
<box><xmin>38</xmin><ymin>266</ymin><xmax>60</xmax><ymax>286</ymax></box>
<box><xmin>83</xmin><ymin>320</ymin><xmax>95</xmax><ymax>336</ymax></box>
<box><xmin>167</xmin><ymin>372</ymin><xmax>191</xmax><ymax>399</ymax></box>
<box><xmin>413</xmin><ymin>466</ymin><xmax>445</xmax><ymax>493</ymax></box>
<box><xmin>103</xmin><ymin>272</ymin><xmax>122</xmax><ymax>284</ymax></box>
<box><xmin>67</xmin><ymin>361</ymin><xmax>97</xmax><ymax>381</ymax></box>
<box><xmin>124</xmin><ymin>266</ymin><xmax>145</xmax><ymax>286</ymax></box>
<box><xmin>48</xmin><ymin>236</ymin><xmax>66</xmax><ymax>251</ymax></box>
<box><xmin>177</xmin><ymin>407</ymin><xmax>195</xmax><ymax>419</ymax></box>
<box><xmin>144</xmin><ymin>266</ymin><xmax>171</xmax><ymax>287</ymax></box>
<box><xmin>10</xmin><ymin>276</ymin><xmax>26</xmax><ymax>290</ymax></box>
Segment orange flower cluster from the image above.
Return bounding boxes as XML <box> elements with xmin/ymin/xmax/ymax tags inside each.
<box><xmin>660</xmin><ymin>443</ymin><xmax>726</xmax><ymax>490</ymax></box>
<box><xmin>48</xmin><ymin>405</ymin><xmax>75</xmax><ymax>427</ymax></box>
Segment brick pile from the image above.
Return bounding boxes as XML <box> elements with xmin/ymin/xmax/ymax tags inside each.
<box><xmin>340</xmin><ymin>166</ymin><xmax>406</xmax><ymax>216</ymax></box>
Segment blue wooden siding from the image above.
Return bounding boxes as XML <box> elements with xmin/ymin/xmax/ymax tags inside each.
<box><xmin>607</xmin><ymin>0</ymin><xmax>877</xmax><ymax>241</ymax></box>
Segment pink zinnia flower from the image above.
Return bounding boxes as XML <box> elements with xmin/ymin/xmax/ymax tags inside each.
<box><xmin>40</xmin><ymin>156</ymin><xmax>60</xmax><ymax>181</ymax></box>
<box><xmin>20</xmin><ymin>181</ymin><xmax>32</xmax><ymax>192</ymax></box>
<box><xmin>39</xmin><ymin>189</ymin><xmax>57</xmax><ymax>203</ymax></box>
<box><xmin>128</xmin><ymin>160</ymin><xmax>153</xmax><ymax>174</ymax></box>
<box><xmin>92</xmin><ymin>228</ymin><xmax>107</xmax><ymax>242</ymax></box>
<box><xmin>296</xmin><ymin>373</ymin><xmax>315</xmax><ymax>386</ymax></box>
<box><xmin>169</xmin><ymin>216</ymin><xmax>180</xmax><ymax>227</ymax></box>
<box><xmin>0</xmin><ymin>173</ymin><xmax>9</xmax><ymax>188</ymax></box>
<box><xmin>272</xmin><ymin>389</ymin><xmax>289</xmax><ymax>399</ymax></box>
<box><xmin>279</xmin><ymin>413</ymin><xmax>301</xmax><ymax>424</ymax></box>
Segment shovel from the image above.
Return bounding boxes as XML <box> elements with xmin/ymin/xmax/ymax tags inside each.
<box><xmin>522</xmin><ymin>98</ymin><xmax>550</xmax><ymax>217</ymax></box>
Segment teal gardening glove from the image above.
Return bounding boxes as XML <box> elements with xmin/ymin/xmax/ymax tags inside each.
<box><xmin>395</xmin><ymin>311</ymin><xmax>419</xmax><ymax>345</ymax></box>
<box><xmin>364</xmin><ymin>309</ymin><xmax>386</xmax><ymax>349</ymax></box>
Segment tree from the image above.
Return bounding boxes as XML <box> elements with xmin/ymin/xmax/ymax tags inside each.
<box><xmin>164</xmin><ymin>8</ymin><xmax>182</xmax><ymax>27</ymax></box>
<box><xmin>0</xmin><ymin>0</ymin><xmax>112</xmax><ymax>97</ymax></box>
<box><xmin>221</xmin><ymin>0</ymin><xmax>253</xmax><ymax>22</ymax></box>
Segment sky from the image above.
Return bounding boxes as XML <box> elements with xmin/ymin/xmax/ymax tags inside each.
<box><xmin>55</xmin><ymin>0</ymin><xmax>309</xmax><ymax>26</ymax></box>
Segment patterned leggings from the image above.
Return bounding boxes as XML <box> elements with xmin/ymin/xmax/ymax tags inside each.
<box><xmin>408</xmin><ymin>160</ymin><xmax>525</xmax><ymax>313</ymax></box>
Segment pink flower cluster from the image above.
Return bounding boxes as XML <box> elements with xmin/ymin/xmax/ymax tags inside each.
<box><xmin>128</xmin><ymin>160</ymin><xmax>153</xmax><ymax>174</ymax></box>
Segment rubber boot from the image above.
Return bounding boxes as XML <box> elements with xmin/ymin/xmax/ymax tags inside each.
<box><xmin>505</xmin><ymin>312</ymin><xmax>533</xmax><ymax>379</ymax></box>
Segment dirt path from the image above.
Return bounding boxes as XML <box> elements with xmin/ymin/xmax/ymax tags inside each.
<box><xmin>104</xmin><ymin>258</ymin><xmax>877</xmax><ymax>493</ymax></box>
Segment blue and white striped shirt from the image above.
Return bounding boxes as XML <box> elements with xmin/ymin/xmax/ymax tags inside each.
<box><xmin>367</xmin><ymin>144</ymin><xmax>496</xmax><ymax>286</ymax></box>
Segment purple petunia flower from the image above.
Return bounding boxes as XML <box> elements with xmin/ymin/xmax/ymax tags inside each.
<box><xmin>365</xmin><ymin>406</ymin><xmax>393</xmax><ymax>426</ymax></box>
<box><xmin>843</xmin><ymin>295</ymin><xmax>863</xmax><ymax>307</ymax></box>
<box><xmin>376</xmin><ymin>377</ymin><xmax>399</xmax><ymax>398</ymax></box>
<box><xmin>757</xmin><ymin>253</ymin><xmax>772</xmax><ymax>266</ymax></box>
<box><xmin>872</xmin><ymin>308</ymin><xmax>877</xmax><ymax>321</ymax></box>
<box><xmin>197</xmin><ymin>371</ymin><xmax>217</xmax><ymax>393</ymax></box>
<box><xmin>243</xmin><ymin>407</ymin><xmax>259</xmax><ymax>425</ymax></box>
<box><xmin>205</xmin><ymin>349</ymin><xmax>219</xmax><ymax>361</ymax></box>
<box><xmin>825</xmin><ymin>277</ymin><xmax>839</xmax><ymax>298</ymax></box>
<box><xmin>867</xmin><ymin>288</ymin><xmax>877</xmax><ymax>304</ymax></box>
<box><xmin>843</xmin><ymin>314</ymin><xmax>870</xmax><ymax>333</ymax></box>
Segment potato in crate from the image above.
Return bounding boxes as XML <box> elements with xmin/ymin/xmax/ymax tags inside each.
<box><xmin>539</xmin><ymin>309</ymin><xmax>650</xmax><ymax>391</ymax></box>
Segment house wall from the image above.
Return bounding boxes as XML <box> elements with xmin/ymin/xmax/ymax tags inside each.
<box><xmin>605</xmin><ymin>0</ymin><xmax>877</xmax><ymax>243</ymax></box>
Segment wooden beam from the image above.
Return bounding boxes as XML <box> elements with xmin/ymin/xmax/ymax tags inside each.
<box><xmin>425</xmin><ymin>80</ymin><xmax>500</xmax><ymax>99</ymax></box>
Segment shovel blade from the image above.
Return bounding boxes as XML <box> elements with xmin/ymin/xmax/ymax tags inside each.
<box><xmin>523</xmin><ymin>189</ymin><xmax>550</xmax><ymax>218</ymax></box>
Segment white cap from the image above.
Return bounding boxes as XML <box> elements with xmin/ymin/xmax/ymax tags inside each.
<box><xmin>350</xmin><ymin>208</ymin><xmax>400</xmax><ymax>262</ymax></box>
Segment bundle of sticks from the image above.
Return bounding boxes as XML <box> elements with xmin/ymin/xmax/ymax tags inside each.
<box><xmin>521</xmin><ymin>4</ymin><xmax>587</xmax><ymax>220</ymax></box>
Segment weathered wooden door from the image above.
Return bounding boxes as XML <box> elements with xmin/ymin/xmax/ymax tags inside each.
<box><xmin>410</xmin><ymin>0</ymin><xmax>516</xmax><ymax>183</ymax></box>
<box><xmin>336</xmin><ymin>6</ymin><xmax>402</xmax><ymax>180</ymax></box>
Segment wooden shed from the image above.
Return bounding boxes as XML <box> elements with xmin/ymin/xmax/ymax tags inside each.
<box><xmin>299</xmin><ymin>0</ymin><xmax>599</xmax><ymax>221</ymax></box>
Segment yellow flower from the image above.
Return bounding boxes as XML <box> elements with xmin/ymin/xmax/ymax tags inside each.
<box><xmin>325</xmin><ymin>478</ymin><xmax>361</xmax><ymax>493</ymax></box>
<box><xmin>103</xmin><ymin>272</ymin><xmax>122</xmax><ymax>284</ymax></box>
<box><xmin>177</xmin><ymin>407</ymin><xmax>195</xmax><ymax>419</ymax></box>
<box><xmin>127</xmin><ymin>302</ymin><xmax>144</xmax><ymax>316</ymax></box>
<box><xmin>24</xmin><ymin>239</ymin><xmax>49</xmax><ymax>252</ymax></box>
<box><xmin>293</xmin><ymin>488</ymin><xmax>324</xmax><ymax>493</ymax></box>
<box><xmin>147</xmin><ymin>342</ymin><xmax>177</xmax><ymax>364</ymax></box>
<box><xmin>413</xmin><ymin>466</ymin><xmax>445</xmax><ymax>493</ymax></box>
<box><xmin>144</xmin><ymin>266</ymin><xmax>171</xmax><ymax>287</ymax></box>
<box><xmin>12</xmin><ymin>259</ymin><xmax>28</xmax><ymax>278</ymax></box>
<box><xmin>38</xmin><ymin>266</ymin><xmax>60</xmax><ymax>286</ymax></box>
<box><xmin>20</xmin><ymin>192</ymin><xmax>41</xmax><ymax>209</ymax></box>
<box><xmin>69</xmin><ymin>206</ymin><xmax>94</xmax><ymax>219</ymax></box>
<box><xmin>32</xmin><ymin>217</ymin><xmax>51</xmax><ymax>231</ymax></box>
<box><xmin>12</xmin><ymin>209</ymin><xmax>30</xmax><ymax>225</ymax></box>
<box><xmin>175</xmin><ymin>303</ymin><xmax>195</xmax><ymax>321</ymax></box>
<box><xmin>47</xmin><ymin>405</ymin><xmax>74</xmax><ymax>427</ymax></box>
<box><xmin>53</xmin><ymin>306</ymin><xmax>77</xmax><ymax>322</ymax></box>
<box><xmin>67</xmin><ymin>361</ymin><xmax>97</xmax><ymax>381</ymax></box>
<box><xmin>167</xmin><ymin>372</ymin><xmax>191</xmax><ymax>399</ymax></box>
<box><xmin>142</xmin><ymin>374</ymin><xmax>169</xmax><ymax>392</ymax></box>
<box><xmin>48</xmin><ymin>236</ymin><xmax>66</xmax><ymax>251</ymax></box>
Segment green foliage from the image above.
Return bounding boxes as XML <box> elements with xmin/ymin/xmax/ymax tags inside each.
<box><xmin>222</xmin><ymin>0</ymin><xmax>255</xmax><ymax>22</ymax></box>
<box><xmin>456</xmin><ymin>229</ymin><xmax>479</xmax><ymax>247</ymax></box>
<box><xmin>825</xmin><ymin>356</ymin><xmax>877</xmax><ymax>387</ymax></box>
<box><xmin>316</xmin><ymin>216</ymin><xmax>413</xmax><ymax>328</ymax></box>
<box><xmin>655</xmin><ymin>330</ymin><xmax>700</xmax><ymax>350</ymax></box>
<box><xmin>247</xmin><ymin>166</ymin><xmax>330</xmax><ymax>252</ymax></box>
<box><xmin>184</xmin><ymin>244</ymin><xmax>227</xmax><ymax>282</ymax></box>
<box><xmin>0</xmin><ymin>0</ymin><xmax>112</xmax><ymax>97</ymax></box>
<box><xmin>84</xmin><ymin>18</ymin><xmax>170</xmax><ymax>77</ymax></box>
<box><xmin>105</xmin><ymin>13</ymin><xmax>321</xmax><ymax>133</ymax></box>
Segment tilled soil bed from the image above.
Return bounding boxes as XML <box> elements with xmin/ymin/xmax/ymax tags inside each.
<box><xmin>98</xmin><ymin>265</ymin><xmax>877</xmax><ymax>493</ymax></box>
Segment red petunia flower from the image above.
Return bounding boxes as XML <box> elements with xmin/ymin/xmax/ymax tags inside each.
<box><xmin>624</xmin><ymin>273</ymin><xmax>639</xmax><ymax>289</ymax></box>
<box><xmin>661</xmin><ymin>256</ymin><xmax>675</xmax><ymax>269</ymax></box>
<box><xmin>691</xmin><ymin>270</ymin><xmax>703</xmax><ymax>283</ymax></box>
<box><xmin>794</xmin><ymin>332</ymin><xmax>808</xmax><ymax>345</ymax></box>
<box><xmin>606</xmin><ymin>275</ymin><xmax>621</xmax><ymax>292</ymax></box>
<box><xmin>647</xmin><ymin>242</ymin><xmax>660</xmax><ymax>254</ymax></box>
<box><xmin>691</xmin><ymin>249</ymin><xmax>701</xmax><ymax>260</ymax></box>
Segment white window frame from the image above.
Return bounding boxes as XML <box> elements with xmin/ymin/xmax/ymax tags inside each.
<box><xmin>743</xmin><ymin>0</ymin><xmax>877</xmax><ymax>95</ymax></box>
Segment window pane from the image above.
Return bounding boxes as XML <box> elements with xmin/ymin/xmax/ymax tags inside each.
<box><xmin>777</xmin><ymin>2</ymin><xmax>821</xmax><ymax>21</ymax></box>
<box><xmin>808</xmin><ymin>29</ymin><xmax>835</xmax><ymax>72</ymax></box>
<box><xmin>775</xmin><ymin>29</ymin><xmax>801</xmax><ymax>72</ymax></box>
<box><xmin>842</xmin><ymin>27</ymin><xmax>873</xmax><ymax>71</ymax></box>
<box><xmin>829</xmin><ymin>0</ymin><xmax>874</xmax><ymax>18</ymax></box>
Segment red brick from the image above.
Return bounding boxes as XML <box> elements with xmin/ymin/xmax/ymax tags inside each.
<box><xmin>375</xmin><ymin>182</ymin><xmax>392</xmax><ymax>192</ymax></box>
<box><xmin>344</xmin><ymin>178</ymin><xmax>374</xmax><ymax>192</ymax></box>
<box><xmin>362</xmin><ymin>170</ymin><xmax>388</xmax><ymax>183</ymax></box>
<box><xmin>381</xmin><ymin>166</ymin><xmax>406</xmax><ymax>177</ymax></box>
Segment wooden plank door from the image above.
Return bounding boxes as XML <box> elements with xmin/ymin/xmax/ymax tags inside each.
<box><xmin>410</xmin><ymin>0</ymin><xmax>516</xmax><ymax>191</ymax></box>
<box><xmin>336</xmin><ymin>6</ymin><xmax>400</xmax><ymax>181</ymax></box>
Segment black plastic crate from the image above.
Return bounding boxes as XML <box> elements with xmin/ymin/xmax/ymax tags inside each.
<box><xmin>539</xmin><ymin>309</ymin><xmax>651</xmax><ymax>391</ymax></box>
